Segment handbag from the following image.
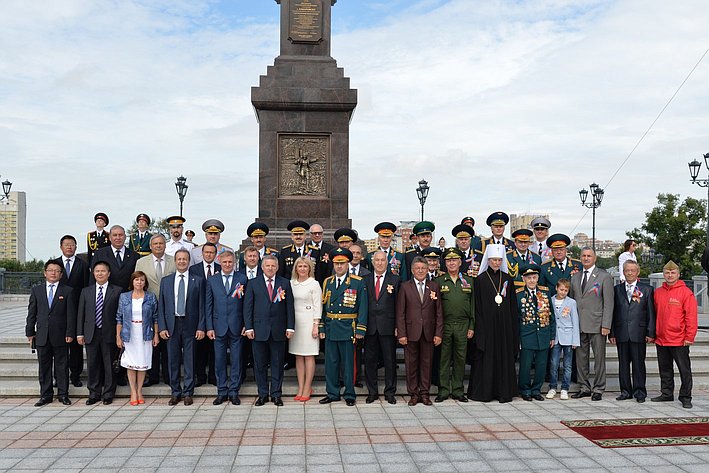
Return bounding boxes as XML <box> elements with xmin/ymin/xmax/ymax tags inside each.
<box><xmin>112</xmin><ymin>347</ymin><xmax>124</xmax><ymax>374</ymax></box>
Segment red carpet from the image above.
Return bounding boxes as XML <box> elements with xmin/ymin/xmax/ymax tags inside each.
<box><xmin>561</xmin><ymin>417</ymin><xmax>709</xmax><ymax>448</ymax></box>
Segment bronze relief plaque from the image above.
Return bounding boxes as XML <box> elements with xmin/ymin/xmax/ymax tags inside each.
<box><xmin>278</xmin><ymin>134</ymin><xmax>329</xmax><ymax>197</ymax></box>
<box><xmin>289</xmin><ymin>0</ymin><xmax>323</xmax><ymax>43</ymax></box>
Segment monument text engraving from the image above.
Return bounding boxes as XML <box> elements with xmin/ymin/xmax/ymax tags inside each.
<box><xmin>289</xmin><ymin>0</ymin><xmax>323</xmax><ymax>43</ymax></box>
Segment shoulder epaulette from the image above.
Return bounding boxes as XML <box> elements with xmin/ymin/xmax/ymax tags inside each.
<box><xmin>538</xmin><ymin>285</ymin><xmax>549</xmax><ymax>291</ymax></box>
<box><xmin>350</xmin><ymin>274</ymin><xmax>362</xmax><ymax>280</ymax></box>
<box><xmin>307</xmin><ymin>244</ymin><xmax>318</xmax><ymax>250</ymax></box>
<box><xmin>281</xmin><ymin>244</ymin><xmax>292</xmax><ymax>250</ymax></box>
<box><xmin>516</xmin><ymin>287</ymin><xmax>525</xmax><ymax>293</ymax></box>
<box><xmin>405</xmin><ymin>248</ymin><xmax>417</xmax><ymax>254</ymax></box>
<box><xmin>324</xmin><ymin>275</ymin><xmax>335</xmax><ymax>284</ymax></box>
<box><xmin>506</xmin><ymin>249</ymin><xmax>515</xmax><ymax>255</ymax></box>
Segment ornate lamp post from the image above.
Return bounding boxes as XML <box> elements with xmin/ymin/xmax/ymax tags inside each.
<box><xmin>175</xmin><ymin>175</ymin><xmax>188</xmax><ymax>217</ymax></box>
<box><xmin>579</xmin><ymin>182</ymin><xmax>604</xmax><ymax>252</ymax></box>
<box><xmin>688</xmin><ymin>153</ymin><xmax>709</xmax><ymax>248</ymax></box>
<box><xmin>416</xmin><ymin>179</ymin><xmax>429</xmax><ymax>221</ymax></box>
<box><xmin>0</xmin><ymin>177</ymin><xmax>11</xmax><ymax>203</ymax></box>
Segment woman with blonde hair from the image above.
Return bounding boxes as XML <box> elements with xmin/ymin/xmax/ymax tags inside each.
<box><xmin>289</xmin><ymin>256</ymin><xmax>322</xmax><ymax>401</ymax></box>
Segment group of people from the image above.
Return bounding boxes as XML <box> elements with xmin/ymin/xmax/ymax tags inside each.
<box><xmin>25</xmin><ymin>211</ymin><xmax>698</xmax><ymax>409</ymax></box>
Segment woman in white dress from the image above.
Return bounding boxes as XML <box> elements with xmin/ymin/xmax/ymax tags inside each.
<box><xmin>618</xmin><ymin>239</ymin><xmax>637</xmax><ymax>282</ymax></box>
<box><xmin>289</xmin><ymin>257</ymin><xmax>322</xmax><ymax>401</ymax></box>
<box><xmin>116</xmin><ymin>271</ymin><xmax>159</xmax><ymax>406</ymax></box>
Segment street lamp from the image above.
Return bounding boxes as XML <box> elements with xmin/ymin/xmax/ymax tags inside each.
<box><xmin>175</xmin><ymin>175</ymin><xmax>188</xmax><ymax>217</ymax></box>
<box><xmin>688</xmin><ymin>153</ymin><xmax>709</xmax><ymax>248</ymax></box>
<box><xmin>416</xmin><ymin>179</ymin><xmax>429</xmax><ymax>221</ymax></box>
<box><xmin>579</xmin><ymin>182</ymin><xmax>604</xmax><ymax>252</ymax></box>
<box><xmin>0</xmin><ymin>176</ymin><xmax>11</xmax><ymax>203</ymax></box>
<box><xmin>641</xmin><ymin>248</ymin><xmax>663</xmax><ymax>272</ymax></box>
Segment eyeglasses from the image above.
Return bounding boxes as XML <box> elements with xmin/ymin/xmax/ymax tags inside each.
<box><xmin>310</xmin><ymin>232</ymin><xmax>323</xmax><ymax>235</ymax></box>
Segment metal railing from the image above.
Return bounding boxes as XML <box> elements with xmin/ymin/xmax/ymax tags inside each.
<box><xmin>0</xmin><ymin>271</ymin><xmax>44</xmax><ymax>294</ymax></box>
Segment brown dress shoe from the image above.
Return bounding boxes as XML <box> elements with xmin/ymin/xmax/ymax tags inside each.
<box><xmin>421</xmin><ymin>397</ymin><xmax>433</xmax><ymax>406</ymax></box>
<box><xmin>168</xmin><ymin>396</ymin><xmax>181</xmax><ymax>406</ymax></box>
<box><xmin>183</xmin><ymin>396</ymin><xmax>193</xmax><ymax>406</ymax></box>
<box><xmin>408</xmin><ymin>396</ymin><xmax>419</xmax><ymax>406</ymax></box>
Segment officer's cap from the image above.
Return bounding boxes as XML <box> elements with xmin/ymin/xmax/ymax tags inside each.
<box><xmin>94</xmin><ymin>212</ymin><xmax>109</xmax><ymax>224</ymax></box>
<box><xmin>443</xmin><ymin>247</ymin><xmax>464</xmax><ymax>260</ymax></box>
<box><xmin>547</xmin><ymin>233</ymin><xmax>571</xmax><ymax>248</ymax></box>
<box><xmin>202</xmin><ymin>219</ymin><xmax>225</xmax><ymax>233</ymax></box>
<box><xmin>512</xmin><ymin>228</ymin><xmax>533</xmax><ymax>242</ymax></box>
<box><xmin>330</xmin><ymin>247</ymin><xmax>353</xmax><ymax>263</ymax></box>
<box><xmin>185</xmin><ymin>230</ymin><xmax>195</xmax><ymax>238</ymax></box>
<box><xmin>374</xmin><ymin>222</ymin><xmax>397</xmax><ymax>237</ymax></box>
<box><xmin>135</xmin><ymin>213</ymin><xmax>150</xmax><ymax>225</ymax></box>
<box><xmin>486</xmin><ymin>212</ymin><xmax>509</xmax><ymax>227</ymax></box>
<box><xmin>413</xmin><ymin>221</ymin><xmax>435</xmax><ymax>235</ymax></box>
<box><xmin>460</xmin><ymin>216</ymin><xmax>475</xmax><ymax>227</ymax></box>
<box><xmin>167</xmin><ymin>215</ymin><xmax>186</xmax><ymax>226</ymax></box>
<box><xmin>421</xmin><ymin>247</ymin><xmax>442</xmax><ymax>259</ymax></box>
<box><xmin>334</xmin><ymin>228</ymin><xmax>358</xmax><ymax>243</ymax></box>
<box><xmin>247</xmin><ymin>222</ymin><xmax>269</xmax><ymax>237</ymax></box>
<box><xmin>287</xmin><ymin>220</ymin><xmax>310</xmax><ymax>234</ymax></box>
<box><xmin>452</xmin><ymin>224</ymin><xmax>475</xmax><ymax>239</ymax></box>
<box><xmin>531</xmin><ymin>217</ymin><xmax>551</xmax><ymax>230</ymax></box>
<box><xmin>521</xmin><ymin>263</ymin><xmax>542</xmax><ymax>277</ymax></box>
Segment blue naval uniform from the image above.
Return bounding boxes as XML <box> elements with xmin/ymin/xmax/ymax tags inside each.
<box><xmin>319</xmin><ymin>274</ymin><xmax>368</xmax><ymax>401</ymax></box>
<box><xmin>517</xmin><ymin>286</ymin><xmax>555</xmax><ymax>396</ymax></box>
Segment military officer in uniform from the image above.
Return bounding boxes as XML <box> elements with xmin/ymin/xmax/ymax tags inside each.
<box><xmin>129</xmin><ymin>213</ymin><xmax>152</xmax><ymax>257</ymax></box>
<box><xmin>87</xmin><ymin>212</ymin><xmax>110</xmax><ymax>265</ymax></box>
<box><xmin>507</xmin><ymin>229</ymin><xmax>542</xmax><ymax>285</ymax></box>
<box><xmin>279</xmin><ymin>220</ymin><xmax>323</xmax><ymax>281</ymax></box>
<box><xmin>516</xmin><ymin>264</ymin><xmax>555</xmax><ymax>401</ymax></box>
<box><xmin>239</xmin><ymin>222</ymin><xmax>278</xmax><ymax>270</ymax></box>
<box><xmin>404</xmin><ymin>221</ymin><xmax>436</xmax><ymax>280</ymax></box>
<box><xmin>184</xmin><ymin>230</ymin><xmax>196</xmax><ymax>243</ymax></box>
<box><xmin>434</xmin><ymin>248</ymin><xmax>475</xmax><ymax>402</ymax></box>
<box><xmin>366</xmin><ymin>222</ymin><xmax>406</xmax><ymax>277</ymax></box>
<box><xmin>539</xmin><ymin>234</ymin><xmax>582</xmax><ymax>296</ymax></box>
<box><xmin>451</xmin><ymin>224</ymin><xmax>480</xmax><ymax>277</ymax></box>
<box><xmin>165</xmin><ymin>216</ymin><xmax>195</xmax><ymax>257</ymax></box>
<box><xmin>191</xmin><ymin>219</ymin><xmax>233</xmax><ymax>265</ymax></box>
<box><xmin>460</xmin><ymin>217</ymin><xmax>483</xmax><ymax>254</ymax></box>
<box><xmin>481</xmin><ymin>212</ymin><xmax>515</xmax><ymax>253</ymax></box>
<box><xmin>319</xmin><ymin>248</ymin><xmax>368</xmax><ymax>406</ymax></box>
<box><xmin>530</xmin><ymin>217</ymin><xmax>552</xmax><ymax>264</ymax></box>
<box><xmin>422</xmin><ymin>246</ymin><xmax>444</xmax><ymax>386</ymax></box>
<box><xmin>334</xmin><ymin>228</ymin><xmax>370</xmax><ymax>270</ymax></box>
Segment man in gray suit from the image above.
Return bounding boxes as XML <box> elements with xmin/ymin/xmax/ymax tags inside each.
<box><xmin>570</xmin><ymin>247</ymin><xmax>614</xmax><ymax>400</ymax></box>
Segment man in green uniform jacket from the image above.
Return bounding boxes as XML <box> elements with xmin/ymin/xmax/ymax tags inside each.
<box><xmin>517</xmin><ymin>264</ymin><xmax>555</xmax><ymax>401</ymax></box>
<box><xmin>319</xmin><ymin>248</ymin><xmax>368</xmax><ymax>406</ymax></box>
<box><xmin>539</xmin><ymin>234</ymin><xmax>582</xmax><ymax>296</ymax></box>
<box><xmin>507</xmin><ymin>228</ymin><xmax>541</xmax><ymax>285</ymax></box>
<box><xmin>434</xmin><ymin>248</ymin><xmax>475</xmax><ymax>402</ymax></box>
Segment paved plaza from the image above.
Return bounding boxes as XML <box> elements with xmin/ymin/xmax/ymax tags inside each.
<box><xmin>0</xmin><ymin>390</ymin><xmax>708</xmax><ymax>472</ymax></box>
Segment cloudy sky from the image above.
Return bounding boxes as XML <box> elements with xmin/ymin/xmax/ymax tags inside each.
<box><xmin>2</xmin><ymin>0</ymin><xmax>709</xmax><ymax>260</ymax></box>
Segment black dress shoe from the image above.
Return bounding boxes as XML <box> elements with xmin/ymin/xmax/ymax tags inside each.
<box><xmin>208</xmin><ymin>377</ymin><xmax>217</xmax><ymax>385</ymax></box>
<box><xmin>616</xmin><ymin>394</ymin><xmax>632</xmax><ymax>401</ymax></box>
<box><xmin>681</xmin><ymin>399</ymin><xmax>692</xmax><ymax>409</ymax></box>
<box><xmin>651</xmin><ymin>395</ymin><xmax>674</xmax><ymax>402</ymax></box>
<box><xmin>355</xmin><ymin>382</ymin><xmax>364</xmax><ymax>388</ymax></box>
<box><xmin>366</xmin><ymin>396</ymin><xmax>378</xmax><ymax>404</ymax></box>
<box><xmin>319</xmin><ymin>396</ymin><xmax>334</xmax><ymax>404</ymax></box>
<box><xmin>532</xmin><ymin>394</ymin><xmax>545</xmax><ymax>401</ymax></box>
<box><xmin>346</xmin><ymin>399</ymin><xmax>355</xmax><ymax>406</ymax></box>
<box><xmin>195</xmin><ymin>379</ymin><xmax>205</xmax><ymax>388</ymax></box>
<box><xmin>72</xmin><ymin>380</ymin><xmax>83</xmax><ymax>388</ymax></box>
<box><xmin>102</xmin><ymin>398</ymin><xmax>113</xmax><ymax>405</ymax></box>
<box><xmin>213</xmin><ymin>396</ymin><xmax>227</xmax><ymax>405</ymax></box>
<box><xmin>254</xmin><ymin>397</ymin><xmax>266</xmax><ymax>406</ymax></box>
<box><xmin>230</xmin><ymin>396</ymin><xmax>241</xmax><ymax>405</ymax></box>
<box><xmin>273</xmin><ymin>397</ymin><xmax>283</xmax><ymax>406</ymax></box>
<box><xmin>386</xmin><ymin>396</ymin><xmax>397</xmax><ymax>405</ymax></box>
<box><xmin>591</xmin><ymin>393</ymin><xmax>602</xmax><ymax>401</ymax></box>
<box><xmin>434</xmin><ymin>395</ymin><xmax>447</xmax><ymax>403</ymax></box>
<box><xmin>34</xmin><ymin>398</ymin><xmax>52</xmax><ymax>407</ymax></box>
<box><xmin>522</xmin><ymin>394</ymin><xmax>533</xmax><ymax>401</ymax></box>
<box><xmin>59</xmin><ymin>397</ymin><xmax>71</xmax><ymax>406</ymax></box>
<box><xmin>454</xmin><ymin>395</ymin><xmax>468</xmax><ymax>403</ymax></box>
<box><xmin>168</xmin><ymin>396</ymin><xmax>181</xmax><ymax>406</ymax></box>
<box><xmin>86</xmin><ymin>398</ymin><xmax>100</xmax><ymax>406</ymax></box>
<box><xmin>636</xmin><ymin>397</ymin><xmax>645</xmax><ymax>403</ymax></box>
<box><xmin>571</xmin><ymin>391</ymin><xmax>591</xmax><ymax>399</ymax></box>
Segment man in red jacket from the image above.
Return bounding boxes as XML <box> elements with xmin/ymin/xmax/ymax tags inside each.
<box><xmin>652</xmin><ymin>261</ymin><xmax>698</xmax><ymax>408</ymax></box>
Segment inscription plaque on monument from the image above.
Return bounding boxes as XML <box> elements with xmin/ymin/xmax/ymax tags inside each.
<box><xmin>289</xmin><ymin>0</ymin><xmax>323</xmax><ymax>43</ymax></box>
<box><xmin>279</xmin><ymin>134</ymin><xmax>329</xmax><ymax>197</ymax></box>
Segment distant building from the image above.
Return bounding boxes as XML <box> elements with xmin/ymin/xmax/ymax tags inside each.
<box><xmin>363</xmin><ymin>238</ymin><xmax>378</xmax><ymax>255</ymax></box>
<box><xmin>398</xmin><ymin>220</ymin><xmax>417</xmax><ymax>252</ymax></box>
<box><xmin>0</xmin><ymin>191</ymin><xmax>27</xmax><ymax>262</ymax></box>
<box><xmin>510</xmin><ymin>213</ymin><xmax>550</xmax><ymax>233</ymax></box>
<box><xmin>572</xmin><ymin>232</ymin><xmax>621</xmax><ymax>258</ymax></box>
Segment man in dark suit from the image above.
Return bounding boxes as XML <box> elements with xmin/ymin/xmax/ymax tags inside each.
<box><xmin>158</xmin><ymin>249</ymin><xmax>206</xmax><ymax>406</ymax></box>
<box><xmin>51</xmin><ymin>234</ymin><xmax>89</xmax><ymax>387</ymax></box>
<box><xmin>349</xmin><ymin>244</ymin><xmax>370</xmax><ymax>387</ymax></box>
<box><xmin>396</xmin><ymin>256</ymin><xmax>443</xmax><ymax>406</ymax></box>
<box><xmin>189</xmin><ymin>242</ymin><xmax>220</xmax><ymax>387</ymax></box>
<box><xmin>25</xmin><ymin>261</ymin><xmax>76</xmax><ymax>406</ymax></box>
<box><xmin>570</xmin><ymin>247</ymin><xmax>614</xmax><ymax>401</ymax></box>
<box><xmin>610</xmin><ymin>260</ymin><xmax>655</xmax><ymax>402</ymax></box>
<box><xmin>309</xmin><ymin>223</ymin><xmax>334</xmax><ymax>276</ymax></box>
<box><xmin>363</xmin><ymin>250</ymin><xmax>400</xmax><ymax>404</ymax></box>
<box><xmin>244</xmin><ymin>255</ymin><xmax>295</xmax><ymax>406</ymax></box>
<box><xmin>237</xmin><ymin>245</ymin><xmax>261</xmax><ymax>381</ymax></box>
<box><xmin>205</xmin><ymin>250</ymin><xmax>248</xmax><ymax>406</ymax></box>
<box><xmin>90</xmin><ymin>225</ymin><xmax>138</xmax><ymax>291</ymax></box>
<box><xmin>76</xmin><ymin>260</ymin><xmax>122</xmax><ymax>405</ymax></box>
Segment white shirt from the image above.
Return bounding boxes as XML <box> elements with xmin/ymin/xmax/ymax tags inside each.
<box><xmin>46</xmin><ymin>282</ymin><xmax>57</xmax><ymax>300</ymax></box>
<box><xmin>245</xmin><ymin>266</ymin><xmax>258</xmax><ymax>280</ymax></box>
<box><xmin>310</xmin><ymin>241</ymin><xmax>322</xmax><ymax>250</ymax></box>
<box><xmin>202</xmin><ymin>260</ymin><xmax>216</xmax><ymax>278</ymax></box>
<box><xmin>581</xmin><ymin>265</ymin><xmax>595</xmax><ymax>286</ymax></box>
<box><xmin>173</xmin><ymin>272</ymin><xmax>189</xmax><ymax>315</ymax></box>
<box><xmin>258</xmin><ymin>247</ymin><xmax>266</xmax><ymax>258</ymax></box>
<box><xmin>63</xmin><ymin>255</ymin><xmax>76</xmax><ymax>275</ymax></box>
<box><xmin>111</xmin><ymin>245</ymin><xmax>125</xmax><ymax>260</ymax></box>
<box><xmin>165</xmin><ymin>238</ymin><xmax>192</xmax><ymax>257</ymax></box>
<box><xmin>349</xmin><ymin>264</ymin><xmax>360</xmax><ymax>275</ymax></box>
<box><xmin>222</xmin><ymin>272</ymin><xmax>233</xmax><ymax>289</ymax></box>
<box><xmin>295</xmin><ymin>245</ymin><xmax>306</xmax><ymax>256</ymax></box>
<box><xmin>151</xmin><ymin>254</ymin><xmax>164</xmax><ymax>274</ymax></box>
<box><xmin>95</xmin><ymin>282</ymin><xmax>107</xmax><ymax>302</ymax></box>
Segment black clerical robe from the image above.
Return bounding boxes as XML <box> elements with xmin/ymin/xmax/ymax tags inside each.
<box><xmin>468</xmin><ymin>268</ymin><xmax>519</xmax><ymax>402</ymax></box>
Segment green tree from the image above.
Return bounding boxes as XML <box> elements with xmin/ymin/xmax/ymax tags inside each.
<box><xmin>0</xmin><ymin>258</ymin><xmax>45</xmax><ymax>272</ymax></box>
<box><xmin>627</xmin><ymin>193</ymin><xmax>706</xmax><ymax>276</ymax></box>
<box><xmin>127</xmin><ymin>217</ymin><xmax>169</xmax><ymax>237</ymax></box>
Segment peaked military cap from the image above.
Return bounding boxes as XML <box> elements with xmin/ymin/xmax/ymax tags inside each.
<box><xmin>135</xmin><ymin>213</ymin><xmax>150</xmax><ymax>225</ymax></box>
<box><xmin>167</xmin><ymin>215</ymin><xmax>186</xmax><ymax>226</ymax></box>
<box><xmin>287</xmin><ymin>220</ymin><xmax>310</xmax><ymax>234</ymax></box>
<box><xmin>546</xmin><ymin>233</ymin><xmax>571</xmax><ymax>248</ymax></box>
<box><xmin>374</xmin><ymin>222</ymin><xmax>397</xmax><ymax>237</ymax></box>
<box><xmin>202</xmin><ymin>219</ymin><xmax>225</xmax><ymax>233</ymax></box>
<box><xmin>511</xmin><ymin>228</ymin><xmax>533</xmax><ymax>241</ymax></box>
<box><xmin>443</xmin><ymin>247</ymin><xmax>464</xmax><ymax>260</ymax></box>
<box><xmin>486</xmin><ymin>212</ymin><xmax>509</xmax><ymax>227</ymax></box>
<box><xmin>421</xmin><ymin>247</ymin><xmax>442</xmax><ymax>258</ymax></box>
<box><xmin>94</xmin><ymin>212</ymin><xmax>109</xmax><ymax>224</ymax></box>
<box><xmin>330</xmin><ymin>247</ymin><xmax>353</xmax><ymax>263</ymax></box>
<box><xmin>452</xmin><ymin>224</ymin><xmax>475</xmax><ymax>238</ymax></box>
<box><xmin>334</xmin><ymin>228</ymin><xmax>358</xmax><ymax>243</ymax></box>
<box><xmin>460</xmin><ymin>216</ymin><xmax>475</xmax><ymax>227</ymax></box>
<box><xmin>520</xmin><ymin>263</ymin><xmax>541</xmax><ymax>277</ymax></box>
<box><xmin>531</xmin><ymin>217</ymin><xmax>551</xmax><ymax>230</ymax></box>
<box><xmin>185</xmin><ymin>230</ymin><xmax>195</xmax><ymax>238</ymax></box>
<box><xmin>412</xmin><ymin>221</ymin><xmax>435</xmax><ymax>235</ymax></box>
<box><xmin>247</xmin><ymin>222</ymin><xmax>269</xmax><ymax>237</ymax></box>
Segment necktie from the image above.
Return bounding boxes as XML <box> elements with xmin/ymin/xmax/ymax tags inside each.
<box><xmin>48</xmin><ymin>284</ymin><xmax>55</xmax><ymax>306</ymax></box>
<box><xmin>351</xmin><ymin>267</ymin><xmax>356</xmax><ymax>275</ymax></box>
<box><xmin>336</xmin><ymin>278</ymin><xmax>341</xmax><ymax>289</ymax></box>
<box><xmin>115</xmin><ymin>249</ymin><xmax>122</xmax><ymax>267</ymax></box>
<box><xmin>418</xmin><ymin>281</ymin><xmax>425</xmax><ymax>302</ymax></box>
<box><xmin>375</xmin><ymin>275</ymin><xmax>382</xmax><ymax>299</ymax></box>
<box><xmin>267</xmin><ymin>279</ymin><xmax>274</xmax><ymax>300</ymax></box>
<box><xmin>248</xmin><ymin>269</ymin><xmax>254</xmax><ymax>280</ymax></box>
<box><xmin>95</xmin><ymin>286</ymin><xmax>103</xmax><ymax>328</ymax></box>
<box><xmin>539</xmin><ymin>242</ymin><xmax>543</xmax><ymax>254</ymax></box>
<box><xmin>224</xmin><ymin>275</ymin><xmax>231</xmax><ymax>293</ymax></box>
<box><xmin>64</xmin><ymin>259</ymin><xmax>71</xmax><ymax>277</ymax></box>
<box><xmin>207</xmin><ymin>264</ymin><xmax>212</xmax><ymax>278</ymax></box>
<box><xmin>156</xmin><ymin>259</ymin><xmax>163</xmax><ymax>280</ymax></box>
<box><xmin>581</xmin><ymin>270</ymin><xmax>589</xmax><ymax>292</ymax></box>
<box><xmin>177</xmin><ymin>275</ymin><xmax>186</xmax><ymax>315</ymax></box>
<box><xmin>298</xmin><ymin>247</ymin><xmax>302</xmax><ymax>257</ymax></box>
<box><xmin>627</xmin><ymin>284</ymin><xmax>633</xmax><ymax>302</ymax></box>
<box><xmin>559</xmin><ymin>261</ymin><xmax>564</xmax><ymax>273</ymax></box>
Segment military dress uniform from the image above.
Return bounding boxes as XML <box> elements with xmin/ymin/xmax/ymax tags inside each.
<box><xmin>450</xmin><ymin>224</ymin><xmax>481</xmax><ymax>277</ymax></box>
<box><xmin>404</xmin><ymin>221</ymin><xmax>436</xmax><ymax>281</ymax></box>
<box><xmin>87</xmin><ymin>212</ymin><xmax>111</xmax><ymax>264</ymax></box>
<box><xmin>238</xmin><ymin>222</ymin><xmax>278</xmax><ymax>270</ymax></box>
<box><xmin>479</xmin><ymin>212</ymin><xmax>516</xmax><ymax>254</ymax></box>
<box><xmin>191</xmin><ymin>219</ymin><xmax>234</xmax><ymax>265</ymax></box>
<box><xmin>516</xmin><ymin>266</ymin><xmax>555</xmax><ymax>400</ymax></box>
<box><xmin>319</xmin><ymin>248</ymin><xmax>368</xmax><ymax>405</ymax></box>
<box><xmin>164</xmin><ymin>216</ymin><xmax>196</xmax><ymax>257</ymax></box>
<box><xmin>367</xmin><ymin>222</ymin><xmax>406</xmax><ymax>277</ymax></box>
<box><xmin>529</xmin><ymin>217</ymin><xmax>553</xmax><ymax>264</ymax></box>
<box><xmin>434</xmin><ymin>248</ymin><xmax>475</xmax><ymax>401</ymax></box>
<box><xmin>507</xmin><ymin>229</ymin><xmax>542</xmax><ymax>285</ymax></box>
<box><xmin>539</xmin><ymin>234</ymin><xmax>582</xmax><ymax>296</ymax></box>
<box><xmin>129</xmin><ymin>214</ymin><xmax>152</xmax><ymax>257</ymax></box>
